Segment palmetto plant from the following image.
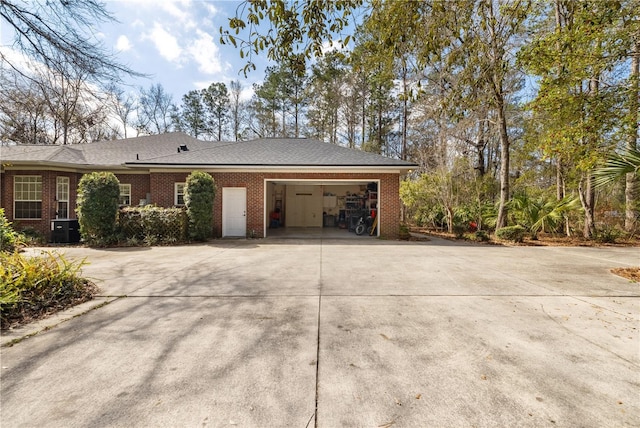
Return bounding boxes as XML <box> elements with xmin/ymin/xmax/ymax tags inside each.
<box><xmin>508</xmin><ymin>193</ymin><xmax>582</xmax><ymax>239</ymax></box>
<box><xmin>593</xmin><ymin>148</ymin><xmax>640</xmax><ymax>187</ymax></box>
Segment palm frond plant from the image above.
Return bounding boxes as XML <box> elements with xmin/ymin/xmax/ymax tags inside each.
<box><xmin>509</xmin><ymin>192</ymin><xmax>582</xmax><ymax>239</ymax></box>
<box><xmin>593</xmin><ymin>148</ymin><xmax>640</xmax><ymax>188</ymax></box>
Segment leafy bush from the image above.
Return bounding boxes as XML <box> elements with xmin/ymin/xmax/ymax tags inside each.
<box><xmin>399</xmin><ymin>223</ymin><xmax>410</xmax><ymax>240</ymax></box>
<box><xmin>77</xmin><ymin>172</ymin><xmax>120</xmax><ymax>245</ymax></box>
<box><xmin>594</xmin><ymin>224</ymin><xmax>622</xmax><ymax>243</ymax></box>
<box><xmin>474</xmin><ymin>230</ymin><xmax>490</xmax><ymax>242</ymax></box>
<box><xmin>495</xmin><ymin>225</ymin><xmax>526</xmax><ymax>243</ymax></box>
<box><xmin>0</xmin><ymin>209</ymin><xmax>21</xmax><ymax>253</ymax></box>
<box><xmin>0</xmin><ymin>251</ymin><xmax>97</xmax><ymax>329</ymax></box>
<box><xmin>185</xmin><ymin>171</ymin><xmax>216</xmax><ymax>241</ymax></box>
<box><xmin>18</xmin><ymin>226</ymin><xmax>46</xmax><ymax>246</ymax></box>
<box><xmin>452</xmin><ymin>223</ymin><xmax>466</xmax><ymax>238</ymax></box>
<box><xmin>508</xmin><ymin>192</ymin><xmax>582</xmax><ymax>239</ymax></box>
<box><xmin>118</xmin><ymin>206</ymin><xmax>188</xmax><ymax>245</ymax></box>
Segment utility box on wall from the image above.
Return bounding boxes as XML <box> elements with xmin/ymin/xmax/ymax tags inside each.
<box><xmin>51</xmin><ymin>219</ymin><xmax>81</xmax><ymax>243</ymax></box>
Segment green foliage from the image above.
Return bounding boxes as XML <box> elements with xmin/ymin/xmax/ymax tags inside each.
<box><xmin>17</xmin><ymin>227</ymin><xmax>46</xmax><ymax>246</ymax></box>
<box><xmin>0</xmin><ymin>209</ymin><xmax>21</xmax><ymax>253</ymax></box>
<box><xmin>398</xmin><ymin>223</ymin><xmax>410</xmax><ymax>240</ymax></box>
<box><xmin>118</xmin><ymin>206</ymin><xmax>188</xmax><ymax>245</ymax></box>
<box><xmin>220</xmin><ymin>0</ymin><xmax>362</xmax><ymax>76</ymax></box>
<box><xmin>518</xmin><ymin>1</ymin><xmax>631</xmax><ymax>172</ymax></box>
<box><xmin>594</xmin><ymin>147</ymin><xmax>640</xmax><ymax>188</ymax></box>
<box><xmin>452</xmin><ymin>223</ymin><xmax>466</xmax><ymax>239</ymax></box>
<box><xmin>593</xmin><ymin>224</ymin><xmax>622</xmax><ymax>244</ymax></box>
<box><xmin>77</xmin><ymin>172</ymin><xmax>120</xmax><ymax>246</ymax></box>
<box><xmin>0</xmin><ymin>251</ymin><xmax>95</xmax><ymax>329</ymax></box>
<box><xmin>495</xmin><ymin>225</ymin><xmax>526</xmax><ymax>243</ymax></box>
<box><xmin>508</xmin><ymin>192</ymin><xmax>583</xmax><ymax>239</ymax></box>
<box><xmin>185</xmin><ymin>171</ymin><xmax>216</xmax><ymax>241</ymax></box>
<box><xmin>474</xmin><ymin>230</ymin><xmax>489</xmax><ymax>242</ymax></box>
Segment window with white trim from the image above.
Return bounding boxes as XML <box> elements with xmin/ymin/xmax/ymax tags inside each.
<box><xmin>119</xmin><ymin>184</ymin><xmax>131</xmax><ymax>206</ymax></box>
<box><xmin>56</xmin><ymin>177</ymin><xmax>70</xmax><ymax>218</ymax></box>
<box><xmin>175</xmin><ymin>183</ymin><xmax>185</xmax><ymax>206</ymax></box>
<box><xmin>14</xmin><ymin>176</ymin><xmax>42</xmax><ymax>219</ymax></box>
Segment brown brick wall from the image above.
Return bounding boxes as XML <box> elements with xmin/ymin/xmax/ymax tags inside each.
<box><xmin>115</xmin><ymin>174</ymin><xmax>151</xmax><ymax>206</ymax></box>
<box><xmin>207</xmin><ymin>172</ymin><xmax>401</xmax><ymax>239</ymax></box>
<box><xmin>150</xmin><ymin>172</ymin><xmax>190</xmax><ymax>207</ymax></box>
<box><xmin>0</xmin><ymin>170</ymin><xmax>82</xmax><ymax>237</ymax></box>
<box><xmin>1</xmin><ymin>169</ymin><xmax>403</xmax><ymax>240</ymax></box>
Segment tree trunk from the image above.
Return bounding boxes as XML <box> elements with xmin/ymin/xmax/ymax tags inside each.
<box><xmin>475</xmin><ymin>110</ymin><xmax>487</xmax><ymax>178</ymax></box>
<box><xmin>625</xmin><ymin>35</ymin><xmax>639</xmax><ymax>232</ymax></box>
<box><xmin>446</xmin><ymin>206</ymin><xmax>454</xmax><ymax>234</ymax></box>
<box><xmin>294</xmin><ymin>85</ymin><xmax>299</xmax><ymax>138</ymax></box>
<box><xmin>495</xmin><ymin>96</ymin><xmax>510</xmax><ymax>229</ymax></box>
<box><xmin>401</xmin><ymin>63</ymin><xmax>408</xmax><ymax>161</ymax></box>
<box><xmin>580</xmin><ymin>75</ymin><xmax>599</xmax><ymax>239</ymax></box>
<box><xmin>579</xmin><ymin>174</ymin><xmax>596</xmax><ymax>238</ymax></box>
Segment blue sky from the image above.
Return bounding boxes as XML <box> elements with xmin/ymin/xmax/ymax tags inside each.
<box><xmin>95</xmin><ymin>0</ymin><xmax>270</xmax><ymax>100</ymax></box>
<box><xmin>0</xmin><ymin>0</ymin><xmax>362</xmax><ymax>102</ymax></box>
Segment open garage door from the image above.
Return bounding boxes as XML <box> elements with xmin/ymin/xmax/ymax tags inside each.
<box><xmin>264</xmin><ymin>179</ymin><xmax>379</xmax><ymax>238</ymax></box>
<box><xmin>286</xmin><ymin>185</ymin><xmax>323</xmax><ymax>227</ymax></box>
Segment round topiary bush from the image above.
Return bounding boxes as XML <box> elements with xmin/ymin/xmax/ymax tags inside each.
<box><xmin>184</xmin><ymin>171</ymin><xmax>216</xmax><ymax>241</ymax></box>
<box><xmin>77</xmin><ymin>172</ymin><xmax>120</xmax><ymax>245</ymax></box>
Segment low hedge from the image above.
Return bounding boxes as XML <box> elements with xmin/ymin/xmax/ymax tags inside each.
<box><xmin>495</xmin><ymin>225</ymin><xmax>526</xmax><ymax>243</ymax></box>
<box><xmin>118</xmin><ymin>206</ymin><xmax>188</xmax><ymax>245</ymax></box>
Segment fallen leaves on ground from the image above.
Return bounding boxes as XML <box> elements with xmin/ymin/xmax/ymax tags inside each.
<box><xmin>611</xmin><ymin>267</ymin><xmax>640</xmax><ymax>282</ymax></box>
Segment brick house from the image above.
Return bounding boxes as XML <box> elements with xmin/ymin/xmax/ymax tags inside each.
<box><xmin>0</xmin><ymin>133</ymin><xmax>416</xmax><ymax>240</ymax></box>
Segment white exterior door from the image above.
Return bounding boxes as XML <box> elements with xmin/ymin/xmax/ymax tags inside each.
<box><xmin>222</xmin><ymin>187</ymin><xmax>246</xmax><ymax>237</ymax></box>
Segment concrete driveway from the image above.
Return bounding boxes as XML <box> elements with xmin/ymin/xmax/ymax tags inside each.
<box><xmin>1</xmin><ymin>237</ymin><xmax>639</xmax><ymax>427</ymax></box>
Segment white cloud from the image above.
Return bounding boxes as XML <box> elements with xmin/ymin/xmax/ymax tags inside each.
<box><xmin>145</xmin><ymin>22</ymin><xmax>182</xmax><ymax>63</ymax></box>
<box><xmin>321</xmin><ymin>40</ymin><xmax>349</xmax><ymax>55</ymax></box>
<box><xmin>240</xmin><ymin>86</ymin><xmax>254</xmax><ymax>102</ymax></box>
<box><xmin>203</xmin><ymin>3</ymin><xmax>219</xmax><ymax>16</ymax></box>
<box><xmin>187</xmin><ymin>30</ymin><xmax>222</xmax><ymax>74</ymax></box>
<box><xmin>116</xmin><ymin>35</ymin><xmax>133</xmax><ymax>52</ymax></box>
<box><xmin>0</xmin><ymin>46</ymin><xmax>42</xmax><ymax>73</ymax></box>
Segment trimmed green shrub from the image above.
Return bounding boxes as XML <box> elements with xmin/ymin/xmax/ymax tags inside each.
<box><xmin>119</xmin><ymin>206</ymin><xmax>188</xmax><ymax>245</ymax></box>
<box><xmin>495</xmin><ymin>225</ymin><xmax>526</xmax><ymax>243</ymax></box>
<box><xmin>0</xmin><ymin>209</ymin><xmax>21</xmax><ymax>253</ymax></box>
<box><xmin>185</xmin><ymin>171</ymin><xmax>216</xmax><ymax>241</ymax></box>
<box><xmin>1</xmin><ymin>251</ymin><xmax>96</xmax><ymax>329</ymax></box>
<box><xmin>77</xmin><ymin>172</ymin><xmax>120</xmax><ymax>245</ymax></box>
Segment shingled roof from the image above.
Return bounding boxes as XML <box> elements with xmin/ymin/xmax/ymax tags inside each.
<box><xmin>1</xmin><ymin>132</ymin><xmax>416</xmax><ymax>169</ymax></box>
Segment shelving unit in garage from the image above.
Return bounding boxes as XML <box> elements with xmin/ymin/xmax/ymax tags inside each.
<box><xmin>345</xmin><ymin>194</ymin><xmax>363</xmax><ymax>231</ymax></box>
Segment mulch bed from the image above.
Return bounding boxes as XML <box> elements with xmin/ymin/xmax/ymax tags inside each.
<box><xmin>611</xmin><ymin>268</ymin><xmax>640</xmax><ymax>283</ymax></box>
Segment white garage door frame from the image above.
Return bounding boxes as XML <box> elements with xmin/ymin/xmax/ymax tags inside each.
<box><xmin>263</xmin><ymin>178</ymin><xmax>381</xmax><ymax>237</ymax></box>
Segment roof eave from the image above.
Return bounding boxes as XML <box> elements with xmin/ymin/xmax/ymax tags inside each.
<box><xmin>124</xmin><ymin>162</ymin><xmax>416</xmax><ymax>169</ymax></box>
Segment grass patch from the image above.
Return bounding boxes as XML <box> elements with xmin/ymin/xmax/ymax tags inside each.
<box><xmin>1</xmin><ymin>251</ymin><xmax>98</xmax><ymax>330</ymax></box>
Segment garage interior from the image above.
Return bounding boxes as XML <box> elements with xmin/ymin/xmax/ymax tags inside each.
<box><xmin>265</xmin><ymin>180</ymin><xmax>379</xmax><ymax>238</ymax></box>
